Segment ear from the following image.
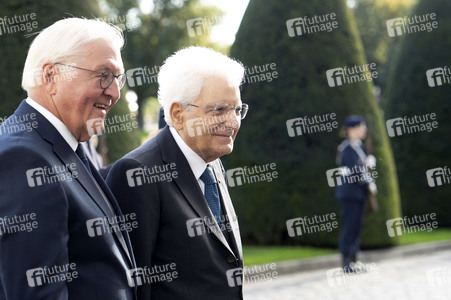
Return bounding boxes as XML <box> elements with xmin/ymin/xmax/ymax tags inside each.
<box><xmin>170</xmin><ymin>102</ymin><xmax>184</xmax><ymax>130</ymax></box>
<box><xmin>42</xmin><ymin>63</ymin><xmax>57</xmax><ymax>95</ymax></box>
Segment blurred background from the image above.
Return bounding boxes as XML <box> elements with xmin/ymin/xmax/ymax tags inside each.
<box><xmin>1</xmin><ymin>0</ymin><xmax>450</xmax><ymax>269</ymax></box>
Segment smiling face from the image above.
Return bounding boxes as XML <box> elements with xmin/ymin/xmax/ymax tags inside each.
<box><xmin>173</xmin><ymin>75</ymin><xmax>242</xmax><ymax>163</ymax></box>
<box><xmin>47</xmin><ymin>39</ymin><xmax>124</xmax><ymax>142</ymax></box>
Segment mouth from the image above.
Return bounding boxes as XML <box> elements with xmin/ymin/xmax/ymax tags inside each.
<box><xmin>93</xmin><ymin>101</ymin><xmax>111</xmax><ymax>114</ymax></box>
<box><xmin>94</xmin><ymin>103</ymin><xmax>109</xmax><ymax>109</ymax></box>
<box><xmin>213</xmin><ymin>131</ymin><xmax>234</xmax><ymax>139</ymax></box>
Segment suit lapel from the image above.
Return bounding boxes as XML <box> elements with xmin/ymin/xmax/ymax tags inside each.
<box><xmin>53</xmin><ymin>135</ymin><xmax>134</xmax><ymax>268</ymax></box>
<box><xmin>17</xmin><ymin>101</ymin><xmax>134</xmax><ymax>267</ymax></box>
<box><xmin>211</xmin><ymin>161</ymin><xmax>243</xmax><ymax>259</ymax></box>
<box><xmin>91</xmin><ymin>163</ymin><xmax>135</xmax><ymax>267</ymax></box>
<box><xmin>158</xmin><ymin>127</ymin><xmax>240</xmax><ymax>257</ymax></box>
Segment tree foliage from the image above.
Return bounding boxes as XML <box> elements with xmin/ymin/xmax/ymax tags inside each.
<box><xmin>223</xmin><ymin>0</ymin><xmax>401</xmax><ymax>248</ymax></box>
<box><xmin>383</xmin><ymin>0</ymin><xmax>451</xmax><ymax>225</ymax></box>
<box><xmin>0</xmin><ymin>0</ymin><xmax>101</xmax><ymax>117</ymax></box>
<box><xmin>103</xmin><ymin>0</ymin><xmax>224</xmax><ymax>128</ymax></box>
<box><xmin>351</xmin><ymin>0</ymin><xmax>416</xmax><ymax>88</ymax></box>
<box><xmin>0</xmin><ymin>0</ymin><xmax>221</xmax><ymax>163</ymax></box>
<box><xmin>99</xmin><ymin>0</ymin><xmax>224</xmax><ymax>162</ymax></box>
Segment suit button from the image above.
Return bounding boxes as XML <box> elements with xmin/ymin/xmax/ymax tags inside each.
<box><xmin>227</xmin><ymin>255</ymin><xmax>236</xmax><ymax>264</ymax></box>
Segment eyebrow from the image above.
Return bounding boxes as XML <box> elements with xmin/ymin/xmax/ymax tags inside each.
<box><xmin>95</xmin><ymin>64</ymin><xmax>124</xmax><ymax>74</ymax></box>
<box><xmin>206</xmin><ymin>102</ymin><xmax>242</xmax><ymax>108</ymax></box>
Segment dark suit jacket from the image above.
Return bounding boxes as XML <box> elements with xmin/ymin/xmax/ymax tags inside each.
<box><xmin>0</xmin><ymin>101</ymin><xmax>136</xmax><ymax>299</ymax></box>
<box><xmin>106</xmin><ymin>126</ymin><xmax>243</xmax><ymax>300</ymax></box>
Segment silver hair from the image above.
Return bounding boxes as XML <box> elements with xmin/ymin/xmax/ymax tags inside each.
<box><xmin>22</xmin><ymin>17</ymin><xmax>124</xmax><ymax>91</ymax></box>
<box><xmin>157</xmin><ymin>46</ymin><xmax>244</xmax><ymax>127</ymax></box>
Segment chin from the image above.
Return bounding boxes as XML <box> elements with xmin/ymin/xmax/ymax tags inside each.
<box><xmin>79</xmin><ymin>134</ymin><xmax>92</xmax><ymax>143</ymax></box>
<box><xmin>219</xmin><ymin>145</ymin><xmax>234</xmax><ymax>157</ymax></box>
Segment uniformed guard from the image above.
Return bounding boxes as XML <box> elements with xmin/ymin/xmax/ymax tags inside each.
<box><xmin>335</xmin><ymin>115</ymin><xmax>377</xmax><ymax>272</ymax></box>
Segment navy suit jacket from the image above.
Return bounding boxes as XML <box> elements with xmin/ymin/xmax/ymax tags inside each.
<box><xmin>0</xmin><ymin>101</ymin><xmax>136</xmax><ymax>299</ymax></box>
<box><xmin>106</xmin><ymin>126</ymin><xmax>243</xmax><ymax>300</ymax></box>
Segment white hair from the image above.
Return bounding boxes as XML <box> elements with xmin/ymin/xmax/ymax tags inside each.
<box><xmin>22</xmin><ymin>17</ymin><xmax>124</xmax><ymax>91</ymax></box>
<box><xmin>157</xmin><ymin>46</ymin><xmax>244</xmax><ymax>127</ymax></box>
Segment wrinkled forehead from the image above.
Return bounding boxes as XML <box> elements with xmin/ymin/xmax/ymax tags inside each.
<box><xmin>73</xmin><ymin>39</ymin><xmax>124</xmax><ymax>73</ymax></box>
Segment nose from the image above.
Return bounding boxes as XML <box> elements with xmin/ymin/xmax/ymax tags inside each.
<box><xmin>224</xmin><ymin>110</ymin><xmax>240</xmax><ymax>131</ymax></box>
<box><xmin>104</xmin><ymin>78</ymin><xmax>121</xmax><ymax>102</ymax></box>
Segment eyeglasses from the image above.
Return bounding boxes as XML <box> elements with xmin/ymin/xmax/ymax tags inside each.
<box><xmin>54</xmin><ymin>63</ymin><xmax>127</xmax><ymax>90</ymax></box>
<box><xmin>186</xmin><ymin>103</ymin><xmax>249</xmax><ymax>120</ymax></box>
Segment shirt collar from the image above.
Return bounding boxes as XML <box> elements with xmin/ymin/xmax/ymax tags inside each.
<box><xmin>26</xmin><ymin>97</ymin><xmax>79</xmax><ymax>152</ymax></box>
<box><xmin>169</xmin><ymin>126</ymin><xmax>208</xmax><ymax>180</ymax></box>
<box><xmin>348</xmin><ymin>137</ymin><xmax>362</xmax><ymax>147</ymax></box>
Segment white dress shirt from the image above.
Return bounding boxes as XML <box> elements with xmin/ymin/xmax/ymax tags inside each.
<box><xmin>26</xmin><ymin>98</ymin><xmax>115</xmax><ymax>211</ymax></box>
<box><xmin>26</xmin><ymin>97</ymin><xmax>78</xmax><ymax>152</ymax></box>
<box><xmin>169</xmin><ymin>126</ymin><xmax>215</xmax><ymax>194</ymax></box>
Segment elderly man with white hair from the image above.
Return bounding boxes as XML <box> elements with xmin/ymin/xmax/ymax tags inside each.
<box><xmin>0</xmin><ymin>18</ymin><xmax>136</xmax><ymax>299</ymax></box>
<box><xmin>107</xmin><ymin>46</ymin><xmax>248</xmax><ymax>300</ymax></box>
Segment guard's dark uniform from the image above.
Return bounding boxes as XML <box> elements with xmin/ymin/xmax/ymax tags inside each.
<box><xmin>336</xmin><ymin>139</ymin><xmax>368</xmax><ymax>264</ymax></box>
<box><xmin>335</xmin><ymin>116</ymin><xmax>376</xmax><ymax>270</ymax></box>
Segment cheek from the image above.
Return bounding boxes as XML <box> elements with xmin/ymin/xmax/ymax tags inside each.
<box><xmin>60</xmin><ymin>86</ymin><xmax>90</xmax><ymax>110</ymax></box>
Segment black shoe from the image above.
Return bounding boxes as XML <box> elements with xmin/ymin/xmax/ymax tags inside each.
<box><xmin>342</xmin><ymin>255</ymin><xmax>353</xmax><ymax>272</ymax></box>
<box><xmin>349</xmin><ymin>261</ymin><xmax>368</xmax><ymax>273</ymax></box>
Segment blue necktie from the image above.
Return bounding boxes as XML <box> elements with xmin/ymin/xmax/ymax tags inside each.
<box><xmin>76</xmin><ymin>143</ymin><xmax>93</xmax><ymax>176</ymax></box>
<box><xmin>200</xmin><ymin>165</ymin><xmax>222</xmax><ymax>227</ymax></box>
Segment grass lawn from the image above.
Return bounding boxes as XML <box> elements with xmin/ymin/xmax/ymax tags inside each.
<box><xmin>398</xmin><ymin>228</ymin><xmax>451</xmax><ymax>245</ymax></box>
<box><xmin>243</xmin><ymin>246</ymin><xmax>336</xmax><ymax>266</ymax></box>
<box><xmin>243</xmin><ymin>229</ymin><xmax>451</xmax><ymax>266</ymax></box>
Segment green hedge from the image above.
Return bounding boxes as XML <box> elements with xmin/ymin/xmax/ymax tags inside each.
<box><xmin>383</xmin><ymin>0</ymin><xmax>451</xmax><ymax>226</ymax></box>
<box><xmin>223</xmin><ymin>0</ymin><xmax>401</xmax><ymax>248</ymax></box>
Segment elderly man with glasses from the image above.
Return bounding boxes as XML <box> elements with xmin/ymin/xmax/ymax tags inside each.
<box><xmin>0</xmin><ymin>18</ymin><xmax>136</xmax><ymax>299</ymax></box>
<box><xmin>107</xmin><ymin>46</ymin><xmax>247</xmax><ymax>300</ymax></box>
